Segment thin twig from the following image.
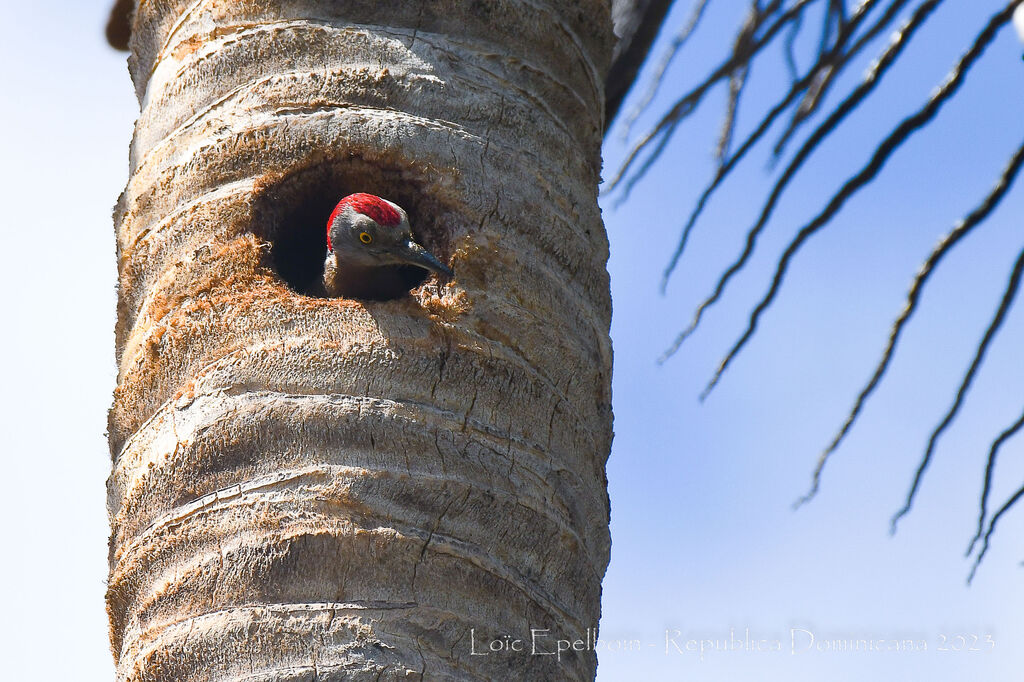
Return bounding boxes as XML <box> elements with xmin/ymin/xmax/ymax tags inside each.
<box><xmin>619</xmin><ymin>0</ymin><xmax>711</xmax><ymax>142</ymax></box>
<box><xmin>658</xmin><ymin>0</ymin><xmax>889</xmax><ymax>290</ymax></box>
<box><xmin>663</xmin><ymin>0</ymin><xmax>944</xmax><ymax>361</ymax></box>
<box><xmin>718</xmin><ymin>65</ymin><xmax>751</xmax><ymax>161</ymax></box>
<box><xmin>967</xmin><ymin>461</ymin><xmax>1024</xmax><ymax>584</ymax></box>
<box><xmin>606</xmin><ymin>0</ymin><xmax>818</xmax><ymax>195</ymax></box>
<box><xmin>775</xmin><ymin>0</ymin><xmax>912</xmax><ymax>158</ymax></box>
<box><xmin>701</xmin><ymin>1</ymin><xmax>1017</xmax><ymax>400</ymax></box>
<box><xmin>818</xmin><ymin>0</ymin><xmax>840</xmax><ymax>61</ymax></box>
<box><xmin>967</xmin><ymin>407</ymin><xmax>1024</xmax><ymax>559</ymax></box>
<box><xmin>797</xmin><ymin>135</ymin><xmax>1024</xmax><ymax>507</ymax></box>
<box><xmin>783</xmin><ymin>9</ymin><xmax>805</xmax><ymax>82</ymax></box>
<box><xmin>717</xmin><ymin>2</ymin><xmax>768</xmax><ymax>162</ymax></box>
<box><xmin>891</xmin><ymin>243</ymin><xmax>1024</xmax><ymax>533</ymax></box>
<box><xmin>658</xmin><ymin>80</ymin><xmax>807</xmax><ymax>297</ymax></box>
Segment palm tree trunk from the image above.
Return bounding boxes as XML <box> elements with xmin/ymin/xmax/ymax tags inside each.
<box><xmin>107</xmin><ymin>2</ymin><xmax>614</xmax><ymax>680</ymax></box>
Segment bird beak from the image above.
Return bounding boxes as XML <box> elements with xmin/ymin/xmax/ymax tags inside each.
<box><xmin>393</xmin><ymin>239</ymin><xmax>454</xmax><ymax>278</ymax></box>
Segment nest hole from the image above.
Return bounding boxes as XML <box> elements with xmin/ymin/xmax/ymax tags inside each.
<box><xmin>251</xmin><ymin>159</ymin><xmax>452</xmax><ymax>299</ymax></box>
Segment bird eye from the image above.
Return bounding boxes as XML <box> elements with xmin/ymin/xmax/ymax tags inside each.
<box><xmin>359</xmin><ymin>232</ymin><xmax>373</xmax><ymax>244</ymax></box>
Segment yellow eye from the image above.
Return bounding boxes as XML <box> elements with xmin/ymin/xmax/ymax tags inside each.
<box><xmin>359</xmin><ymin>232</ymin><xmax>373</xmax><ymax>244</ymax></box>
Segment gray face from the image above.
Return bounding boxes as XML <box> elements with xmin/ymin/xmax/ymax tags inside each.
<box><xmin>329</xmin><ymin>205</ymin><xmax>452</xmax><ymax>276</ymax></box>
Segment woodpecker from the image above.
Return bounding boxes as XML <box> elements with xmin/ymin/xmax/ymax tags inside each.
<box><xmin>321</xmin><ymin>193</ymin><xmax>452</xmax><ymax>299</ymax></box>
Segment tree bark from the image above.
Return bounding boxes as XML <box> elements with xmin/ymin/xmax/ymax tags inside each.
<box><xmin>107</xmin><ymin>1</ymin><xmax>614</xmax><ymax>680</ymax></box>
<box><xmin>106</xmin><ymin>0</ymin><xmax>662</xmax><ymax>133</ymax></box>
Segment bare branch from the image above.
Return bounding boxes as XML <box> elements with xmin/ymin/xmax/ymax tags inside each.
<box><xmin>967</xmin><ymin>407</ymin><xmax>1024</xmax><ymax>563</ymax></box>
<box><xmin>619</xmin><ymin>0</ymin><xmax>711</xmax><ymax>141</ymax></box>
<box><xmin>716</xmin><ymin>2</ymin><xmax>789</xmax><ymax>162</ymax></box>
<box><xmin>775</xmin><ymin>0</ymin><xmax>913</xmax><ymax>159</ymax></box>
<box><xmin>966</xmin><ymin>479</ymin><xmax>1024</xmax><ymax>583</ymax></box>
<box><xmin>819</xmin><ymin>0</ymin><xmax>840</xmax><ymax>60</ymax></box>
<box><xmin>657</xmin><ymin>0</ymin><xmax>895</xmax><ymax>292</ymax></box>
<box><xmin>718</xmin><ymin>65</ymin><xmax>751</xmax><ymax>162</ymax></box>
<box><xmin>833</xmin><ymin>0</ymin><xmax>848</xmax><ymax>28</ymax></box>
<box><xmin>891</xmin><ymin>243</ymin><xmax>1024</xmax><ymax>534</ymax></box>
<box><xmin>699</xmin><ymin>1</ymin><xmax>1016</xmax><ymax>400</ymax></box>
<box><xmin>716</xmin><ymin>2</ymin><xmax>769</xmax><ymax>161</ymax></box>
<box><xmin>663</xmin><ymin>0</ymin><xmax>945</xmax><ymax>361</ymax></box>
<box><xmin>606</xmin><ymin>0</ymin><xmax>818</xmax><ymax>195</ymax></box>
<box><xmin>797</xmin><ymin>135</ymin><xmax>1024</xmax><ymax>508</ymax></box>
<box><xmin>657</xmin><ymin>81</ymin><xmax>807</xmax><ymax>299</ymax></box>
<box><xmin>967</xmin><ymin>429</ymin><xmax>1024</xmax><ymax>583</ymax></box>
<box><xmin>783</xmin><ymin>9</ymin><xmax>805</xmax><ymax>83</ymax></box>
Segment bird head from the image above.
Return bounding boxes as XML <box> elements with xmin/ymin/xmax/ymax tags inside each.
<box><xmin>326</xmin><ymin>193</ymin><xmax>452</xmax><ymax>277</ymax></box>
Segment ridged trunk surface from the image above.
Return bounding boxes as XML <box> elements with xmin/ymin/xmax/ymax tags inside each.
<box><xmin>108</xmin><ymin>1</ymin><xmax>614</xmax><ymax>680</ymax></box>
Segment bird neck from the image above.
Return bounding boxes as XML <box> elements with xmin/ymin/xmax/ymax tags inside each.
<box><xmin>323</xmin><ymin>252</ymin><xmax>413</xmax><ymax>300</ymax></box>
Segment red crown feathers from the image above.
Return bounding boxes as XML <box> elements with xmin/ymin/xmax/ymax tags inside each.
<box><xmin>327</xmin><ymin>193</ymin><xmax>402</xmax><ymax>250</ymax></box>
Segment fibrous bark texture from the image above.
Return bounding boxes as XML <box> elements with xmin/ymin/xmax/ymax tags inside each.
<box><xmin>107</xmin><ymin>1</ymin><xmax>614</xmax><ymax>681</ymax></box>
<box><xmin>107</xmin><ymin>0</ymin><xmax>660</xmax><ymax>136</ymax></box>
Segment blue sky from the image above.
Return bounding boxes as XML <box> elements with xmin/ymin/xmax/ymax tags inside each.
<box><xmin>0</xmin><ymin>1</ymin><xmax>1020</xmax><ymax>679</ymax></box>
<box><xmin>598</xmin><ymin>1</ymin><xmax>1023</xmax><ymax>679</ymax></box>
